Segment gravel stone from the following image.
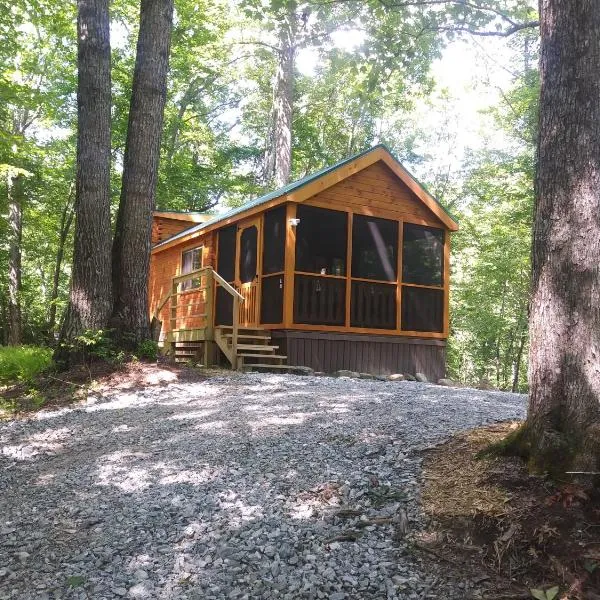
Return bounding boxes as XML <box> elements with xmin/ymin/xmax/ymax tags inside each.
<box><xmin>0</xmin><ymin>372</ymin><xmax>525</xmax><ymax>599</ymax></box>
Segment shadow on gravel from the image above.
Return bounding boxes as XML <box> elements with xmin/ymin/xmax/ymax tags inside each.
<box><xmin>0</xmin><ymin>374</ymin><xmax>526</xmax><ymax>599</ymax></box>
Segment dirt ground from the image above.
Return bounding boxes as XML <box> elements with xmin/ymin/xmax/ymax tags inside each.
<box><xmin>419</xmin><ymin>423</ymin><xmax>600</xmax><ymax>600</ymax></box>
<box><xmin>0</xmin><ymin>360</ymin><xmax>210</xmax><ymax>417</ymax></box>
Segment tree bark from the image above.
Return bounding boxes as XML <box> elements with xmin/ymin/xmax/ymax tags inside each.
<box><xmin>265</xmin><ymin>1</ymin><xmax>296</xmax><ymax>188</ymax></box>
<box><xmin>527</xmin><ymin>0</ymin><xmax>600</xmax><ymax>476</ymax></box>
<box><xmin>111</xmin><ymin>0</ymin><xmax>174</xmax><ymax>346</ymax></box>
<box><xmin>56</xmin><ymin>0</ymin><xmax>113</xmax><ymax>358</ymax></box>
<box><xmin>6</xmin><ymin>171</ymin><xmax>24</xmax><ymax>346</ymax></box>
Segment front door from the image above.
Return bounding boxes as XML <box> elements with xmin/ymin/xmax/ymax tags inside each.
<box><xmin>235</xmin><ymin>217</ymin><xmax>261</xmax><ymax>327</ymax></box>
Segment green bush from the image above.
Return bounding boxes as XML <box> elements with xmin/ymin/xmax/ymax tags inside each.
<box><xmin>136</xmin><ymin>339</ymin><xmax>159</xmax><ymax>361</ymax></box>
<box><xmin>74</xmin><ymin>329</ymin><xmax>125</xmax><ymax>365</ymax></box>
<box><xmin>0</xmin><ymin>346</ymin><xmax>53</xmax><ymax>384</ymax></box>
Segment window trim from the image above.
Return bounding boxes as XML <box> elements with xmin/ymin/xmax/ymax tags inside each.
<box><xmin>180</xmin><ymin>245</ymin><xmax>204</xmax><ymax>291</ymax></box>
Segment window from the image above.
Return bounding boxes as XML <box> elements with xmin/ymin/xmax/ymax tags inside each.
<box><xmin>181</xmin><ymin>246</ymin><xmax>202</xmax><ymax>291</ymax></box>
<box><xmin>262</xmin><ymin>205</ymin><xmax>286</xmax><ymax>275</ymax></box>
<box><xmin>401</xmin><ymin>287</ymin><xmax>443</xmax><ymax>332</ymax></box>
<box><xmin>352</xmin><ymin>215</ymin><xmax>398</xmax><ymax>281</ymax></box>
<box><xmin>402</xmin><ymin>224</ymin><xmax>444</xmax><ymax>286</ymax></box>
<box><xmin>295</xmin><ymin>205</ymin><xmax>347</xmax><ymax>275</ymax></box>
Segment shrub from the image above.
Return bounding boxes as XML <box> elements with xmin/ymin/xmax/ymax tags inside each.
<box><xmin>74</xmin><ymin>329</ymin><xmax>125</xmax><ymax>365</ymax></box>
<box><xmin>136</xmin><ymin>339</ymin><xmax>159</xmax><ymax>361</ymax></box>
<box><xmin>0</xmin><ymin>346</ymin><xmax>54</xmax><ymax>384</ymax></box>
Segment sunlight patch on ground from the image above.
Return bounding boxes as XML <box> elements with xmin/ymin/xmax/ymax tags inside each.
<box><xmin>1</xmin><ymin>426</ymin><xmax>72</xmax><ymax>459</ymax></box>
<box><xmin>249</xmin><ymin>411</ymin><xmax>316</xmax><ymax>429</ymax></box>
<box><xmin>168</xmin><ymin>409</ymin><xmax>218</xmax><ymax>421</ymax></box>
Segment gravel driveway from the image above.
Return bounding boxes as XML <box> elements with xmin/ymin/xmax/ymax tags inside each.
<box><xmin>0</xmin><ymin>372</ymin><xmax>525</xmax><ymax>600</ymax></box>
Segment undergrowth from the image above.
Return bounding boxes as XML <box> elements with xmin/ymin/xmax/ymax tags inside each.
<box><xmin>0</xmin><ymin>346</ymin><xmax>53</xmax><ymax>384</ymax></box>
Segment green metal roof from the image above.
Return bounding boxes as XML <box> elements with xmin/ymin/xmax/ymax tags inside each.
<box><xmin>153</xmin><ymin>144</ymin><xmax>456</xmax><ymax>248</ymax></box>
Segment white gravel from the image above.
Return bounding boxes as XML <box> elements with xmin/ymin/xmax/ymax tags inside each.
<box><xmin>0</xmin><ymin>372</ymin><xmax>526</xmax><ymax>600</ymax></box>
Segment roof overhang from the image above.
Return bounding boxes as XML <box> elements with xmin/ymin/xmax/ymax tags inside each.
<box><xmin>152</xmin><ymin>145</ymin><xmax>459</xmax><ymax>254</ymax></box>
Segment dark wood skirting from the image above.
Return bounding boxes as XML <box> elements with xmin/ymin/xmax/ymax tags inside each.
<box><xmin>270</xmin><ymin>330</ymin><xmax>446</xmax><ymax>381</ymax></box>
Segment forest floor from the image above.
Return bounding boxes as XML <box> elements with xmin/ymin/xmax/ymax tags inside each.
<box><xmin>420</xmin><ymin>424</ymin><xmax>600</xmax><ymax>600</ymax></box>
<box><xmin>0</xmin><ymin>366</ymin><xmax>581</xmax><ymax>600</ymax></box>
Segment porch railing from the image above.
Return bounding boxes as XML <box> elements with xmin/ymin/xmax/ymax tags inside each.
<box><xmin>153</xmin><ymin>266</ymin><xmax>244</xmax><ymax>369</ymax></box>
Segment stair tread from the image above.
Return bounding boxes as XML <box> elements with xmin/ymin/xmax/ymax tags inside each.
<box><xmin>216</xmin><ymin>326</ymin><xmax>267</xmax><ymax>332</ymax></box>
<box><xmin>235</xmin><ymin>344</ymin><xmax>279</xmax><ymax>351</ymax></box>
<box><xmin>238</xmin><ymin>353</ymin><xmax>287</xmax><ymax>359</ymax></box>
<box><xmin>224</xmin><ymin>333</ymin><xmax>270</xmax><ymax>340</ymax></box>
<box><xmin>242</xmin><ymin>364</ymin><xmax>292</xmax><ymax>370</ymax></box>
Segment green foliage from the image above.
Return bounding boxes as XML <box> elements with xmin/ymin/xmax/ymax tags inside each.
<box><xmin>0</xmin><ymin>346</ymin><xmax>53</xmax><ymax>383</ymax></box>
<box><xmin>530</xmin><ymin>586</ymin><xmax>559</xmax><ymax>600</ymax></box>
<box><xmin>72</xmin><ymin>330</ymin><xmax>125</xmax><ymax>365</ymax></box>
<box><xmin>66</xmin><ymin>575</ymin><xmax>86</xmax><ymax>588</ymax></box>
<box><xmin>447</xmin><ymin>36</ymin><xmax>538</xmax><ymax>391</ymax></box>
<box><xmin>136</xmin><ymin>339</ymin><xmax>159</xmax><ymax>361</ymax></box>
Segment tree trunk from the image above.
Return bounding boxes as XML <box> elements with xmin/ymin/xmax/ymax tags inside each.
<box><xmin>48</xmin><ymin>190</ymin><xmax>75</xmax><ymax>336</ymax></box>
<box><xmin>265</xmin><ymin>1</ymin><xmax>296</xmax><ymax>188</ymax></box>
<box><xmin>56</xmin><ymin>0</ymin><xmax>113</xmax><ymax>359</ymax></box>
<box><xmin>527</xmin><ymin>0</ymin><xmax>600</xmax><ymax>477</ymax></box>
<box><xmin>111</xmin><ymin>0</ymin><xmax>174</xmax><ymax>346</ymax></box>
<box><xmin>7</xmin><ymin>171</ymin><xmax>24</xmax><ymax>346</ymax></box>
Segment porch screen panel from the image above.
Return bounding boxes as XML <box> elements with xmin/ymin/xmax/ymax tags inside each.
<box><xmin>294</xmin><ymin>275</ymin><xmax>345</xmax><ymax>325</ymax></box>
<box><xmin>401</xmin><ymin>287</ymin><xmax>443</xmax><ymax>332</ymax></box>
<box><xmin>350</xmin><ymin>281</ymin><xmax>396</xmax><ymax>329</ymax></box>
<box><xmin>295</xmin><ymin>205</ymin><xmax>347</xmax><ymax>275</ymax></box>
<box><xmin>239</xmin><ymin>225</ymin><xmax>258</xmax><ymax>283</ymax></box>
<box><xmin>215</xmin><ymin>287</ymin><xmax>233</xmax><ymax>326</ymax></box>
<box><xmin>262</xmin><ymin>205</ymin><xmax>286</xmax><ymax>274</ymax></box>
<box><xmin>402</xmin><ymin>223</ymin><xmax>444</xmax><ymax>286</ymax></box>
<box><xmin>352</xmin><ymin>215</ymin><xmax>398</xmax><ymax>281</ymax></box>
<box><xmin>215</xmin><ymin>225</ymin><xmax>236</xmax><ymax>326</ymax></box>
<box><xmin>261</xmin><ymin>276</ymin><xmax>284</xmax><ymax>324</ymax></box>
<box><xmin>217</xmin><ymin>225</ymin><xmax>236</xmax><ymax>281</ymax></box>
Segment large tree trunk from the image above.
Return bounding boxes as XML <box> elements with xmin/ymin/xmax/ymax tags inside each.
<box><xmin>265</xmin><ymin>1</ymin><xmax>296</xmax><ymax>188</ymax></box>
<box><xmin>56</xmin><ymin>0</ymin><xmax>113</xmax><ymax>359</ymax></box>
<box><xmin>527</xmin><ymin>0</ymin><xmax>600</xmax><ymax>476</ymax></box>
<box><xmin>6</xmin><ymin>171</ymin><xmax>24</xmax><ymax>346</ymax></box>
<box><xmin>111</xmin><ymin>0</ymin><xmax>174</xmax><ymax>346</ymax></box>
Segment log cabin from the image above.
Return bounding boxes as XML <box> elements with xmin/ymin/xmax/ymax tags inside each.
<box><xmin>149</xmin><ymin>145</ymin><xmax>459</xmax><ymax>380</ymax></box>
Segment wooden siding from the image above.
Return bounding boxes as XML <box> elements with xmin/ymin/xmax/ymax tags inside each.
<box><xmin>148</xmin><ymin>232</ymin><xmax>216</xmax><ymax>340</ymax></box>
<box><xmin>271</xmin><ymin>330</ymin><xmax>446</xmax><ymax>381</ymax></box>
<box><xmin>305</xmin><ymin>161</ymin><xmax>444</xmax><ymax>227</ymax></box>
<box><xmin>152</xmin><ymin>216</ymin><xmax>197</xmax><ymax>244</ymax></box>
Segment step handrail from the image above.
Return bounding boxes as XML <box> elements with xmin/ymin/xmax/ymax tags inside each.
<box><xmin>154</xmin><ymin>266</ymin><xmax>244</xmax><ymax>370</ymax></box>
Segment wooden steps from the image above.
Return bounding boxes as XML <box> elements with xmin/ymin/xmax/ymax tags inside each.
<box><xmin>172</xmin><ymin>341</ymin><xmax>204</xmax><ymax>363</ymax></box>
<box><xmin>215</xmin><ymin>325</ymin><xmax>288</xmax><ymax>370</ymax></box>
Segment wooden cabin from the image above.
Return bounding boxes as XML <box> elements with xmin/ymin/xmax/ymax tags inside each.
<box><xmin>149</xmin><ymin>145</ymin><xmax>459</xmax><ymax>380</ymax></box>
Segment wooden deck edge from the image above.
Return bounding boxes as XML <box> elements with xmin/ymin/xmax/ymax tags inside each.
<box><xmin>269</xmin><ymin>329</ymin><xmax>447</xmax><ymax>346</ymax></box>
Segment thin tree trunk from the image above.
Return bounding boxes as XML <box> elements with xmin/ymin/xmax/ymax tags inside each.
<box><xmin>56</xmin><ymin>0</ymin><xmax>113</xmax><ymax>360</ymax></box>
<box><xmin>7</xmin><ymin>171</ymin><xmax>24</xmax><ymax>346</ymax></box>
<box><xmin>512</xmin><ymin>325</ymin><xmax>527</xmax><ymax>393</ymax></box>
<box><xmin>265</xmin><ymin>1</ymin><xmax>296</xmax><ymax>188</ymax></box>
<box><xmin>527</xmin><ymin>0</ymin><xmax>600</xmax><ymax>476</ymax></box>
<box><xmin>48</xmin><ymin>189</ymin><xmax>75</xmax><ymax>336</ymax></box>
<box><xmin>111</xmin><ymin>0</ymin><xmax>174</xmax><ymax>345</ymax></box>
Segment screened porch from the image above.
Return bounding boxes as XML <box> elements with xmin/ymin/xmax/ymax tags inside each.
<box><xmin>213</xmin><ymin>202</ymin><xmax>449</xmax><ymax>337</ymax></box>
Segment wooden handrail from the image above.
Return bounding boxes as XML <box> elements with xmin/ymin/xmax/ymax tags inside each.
<box><xmin>172</xmin><ymin>266</ymin><xmax>210</xmax><ymax>284</ymax></box>
<box><xmin>154</xmin><ymin>266</ymin><xmax>245</xmax><ymax>370</ymax></box>
<box><xmin>212</xmin><ymin>270</ymin><xmax>244</xmax><ymax>301</ymax></box>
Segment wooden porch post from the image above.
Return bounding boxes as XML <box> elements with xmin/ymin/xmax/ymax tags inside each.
<box><xmin>283</xmin><ymin>203</ymin><xmax>297</xmax><ymax>328</ymax></box>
